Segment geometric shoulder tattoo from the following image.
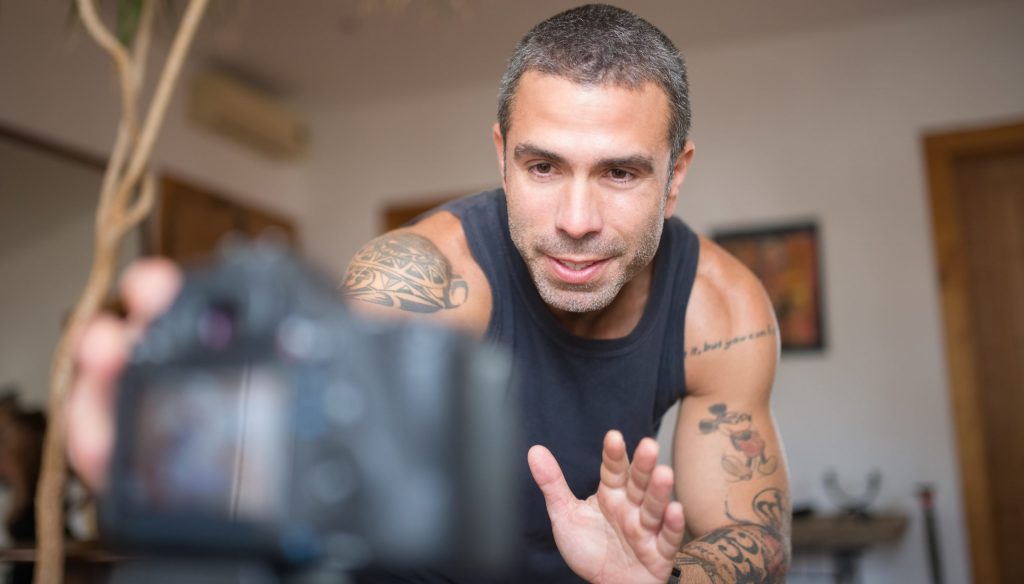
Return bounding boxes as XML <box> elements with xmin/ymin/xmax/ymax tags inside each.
<box><xmin>700</xmin><ymin>403</ymin><xmax>779</xmax><ymax>481</ymax></box>
<box><xmin>343</xmin><ymin>233</ymin><xmax>469</xmax><ymax>314</ymax></box>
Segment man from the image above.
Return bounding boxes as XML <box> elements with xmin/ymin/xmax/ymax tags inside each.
<box><xmin>69</xmin><ymin>4</ymin><xmax>789</xmax><ymax>583</ymax></box>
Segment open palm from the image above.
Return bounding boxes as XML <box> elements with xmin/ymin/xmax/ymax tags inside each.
<box><xmin>528</xmin><ymin>431</ymin><xmax>685</xmax><ymax>584</ymax></box>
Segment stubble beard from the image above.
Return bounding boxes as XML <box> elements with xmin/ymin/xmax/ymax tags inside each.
<box><xmin>508</xmin><ymin>200</ymin><xmax>666</xmax><ymax>314</ymax></box>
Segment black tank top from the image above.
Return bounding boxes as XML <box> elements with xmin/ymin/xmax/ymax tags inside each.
<box><xmin>441</xmin><ymin>188</ymin><xmax>700</xmax><ymax>582</ymax></box>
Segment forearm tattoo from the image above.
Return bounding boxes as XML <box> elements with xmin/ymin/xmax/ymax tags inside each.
<box><xmin>683</xmin><ymin>325</ymin><xmax>776</xmax><ymax>360</ymax></box>
<box><xmin>699</xmin><ymin>403</ymin><xmax>779</xmax><ymax>481</ymax></box>
<box><xmin>343</xmin><ymin>233</ymin><xmax>468</xmax><ymax>313</ymax></box>
<box><xmin>675</xmin><ymin>488</ymin><xmax>791</xmax><ymax>583</ymax></box>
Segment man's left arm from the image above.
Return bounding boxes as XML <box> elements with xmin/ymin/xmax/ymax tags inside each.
<box><xmin>529</xmin><ymin>333</ymin><xmax>788</xmax><ymax>584</ymax></box>
<box><xmin>669</xmin><ymin>245</ymin><xmax>790</xmax><ymax>583</ymax></box>
<box><xmin>527</xmin><ymin>240</ymin><xmax>788</xmax><ymax>584</ymax></box>
<box><xmin>670</xmin><ymin>385</ymin><xmax>790</xmax><ymax>582</ymax></box>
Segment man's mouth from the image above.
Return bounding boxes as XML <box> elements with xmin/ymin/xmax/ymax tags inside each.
<box><xmin>557</xmin><ymin>259</ymin><xmax>597</xmax><ymax>271</ymax></box>
<box><xmin>546</xmin><ymin>256</ymin><xmax>608</xmax><ymax>284</ymax></box>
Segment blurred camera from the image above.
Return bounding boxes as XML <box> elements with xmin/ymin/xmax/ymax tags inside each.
<box><xmin>100</xmin><ymin>241</ymin><xmax>518</xmax><ymax>574</ymax></box>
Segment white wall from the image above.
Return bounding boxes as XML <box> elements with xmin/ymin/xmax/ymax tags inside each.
<box><xmin>0</xmin><ymin>2</ymin><xmax>310</xmax><ymax>222</ymax></box>
<box><xmin>680</xmin><ymin>3</ymin><xmax>1023</xmax><ymax>582</ymax></box>
<box><xmin>0</xmin><ymin>136</ymin><xmax>101</xmax><ymax>407</ymax></box>
<box><xmin>300</xmin><ymin>81</ymin><xmax>501</xmax><ymax>276</ymax></box>
<box><xmin>300</xmin><ymin>2</ymin><xmax>1024</xmax><ymax>583</ymax></box>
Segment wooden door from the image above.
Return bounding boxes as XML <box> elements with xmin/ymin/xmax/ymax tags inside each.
<box><xmin>380</xmin><ymin>193</ymin><xmax>465</xmax><ymax>233</ymax></box>
<box><xmin>926</xmin><ymin>120</ymin><xmax>1024</xmax><ymax>584</ymax></box>
<box><xmin>157</xmin><ymin>175</ymin><xmax>298</xmax><ymax>264</ymax></box>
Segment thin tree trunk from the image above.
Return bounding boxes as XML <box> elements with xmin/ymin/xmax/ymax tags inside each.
<box><xmin>34</xmin><ymin>1</ymin><xmax>211</xmax><ymax>581</ymax></box>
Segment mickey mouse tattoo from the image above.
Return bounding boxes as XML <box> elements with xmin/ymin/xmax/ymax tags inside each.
<box><xmin>699</xmin><ymin>403</ymin><xmax>778</xmax><ymax>481</ymax></box>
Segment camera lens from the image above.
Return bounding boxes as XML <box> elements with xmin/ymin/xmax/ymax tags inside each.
<box><xmin>324</xmin><ymin>381</ymin><xmax>367</xmax><ymax>427</ymax></box>
<box><xmin>198</xmin><ymin>302</ymin><xmax>236</xmax><ymax>349</ymax></box>
<box><xmin>308</xmin><ymin>459</ymin><xmax>356</xmax><ymax>504</ymax></box>
<box><xmin>276</xmin><ymin>316</ymin><xmax>323</xmax><ymax>360</ymax></box>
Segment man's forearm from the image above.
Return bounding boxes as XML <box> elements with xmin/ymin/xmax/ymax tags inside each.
<box><xmin>669</xmin><ymin>486</ymin><xmax>791</xmax><ymax>584</ymax></box>
<box><xmin>671</xmin><ymin>522</ymin><xmax>789</xmax><ymax>583</ymax></box>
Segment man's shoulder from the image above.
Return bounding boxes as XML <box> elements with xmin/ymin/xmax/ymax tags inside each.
<box><xmin>416</xmin><ymin>188</ymin><xmax>504</xmax><ymax>227</ymax></box>
<box><xmin>683</xmin><ymin>235</ymin><xmax>779</xmax><ymax>394</ymax></box>
<box><xmin>691</xmin><ymin>235</ymin><xmax>767</xmax><ymax>308</ymax></box>
<box><xmin>342</xmin><ymin>197</ymin><xmax>494</xmax><ymax>337</ymax></box>
<box><xmin>401</xmin><ymin>188</ymin><xmax>504</xmax><ymax>249</ymax></box>
<box><xmin>406</xmin><ymin>209</ymin><xmax>479</xmax><ymax>275</ymax></box>
<box><xmin>406</xmin><ymin>188</ymin><xmax>503</xmax><ymax>272</ymax></box>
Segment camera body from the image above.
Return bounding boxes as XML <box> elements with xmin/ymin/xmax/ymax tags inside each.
<box><xmin>101</xmin><ymin>242</ymin><xmax>518</xmax><ymax>572</ymax></box>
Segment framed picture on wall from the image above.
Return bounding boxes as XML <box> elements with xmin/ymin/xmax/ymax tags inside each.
<box><xmin>713</xmin><ymin>222</ymin><xmax>825</xmax><ymax>352</ymax></box>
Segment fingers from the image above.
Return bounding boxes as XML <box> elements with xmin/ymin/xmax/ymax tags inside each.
<box><xmin>592</xmin><ymin>431</ymin><xmax>687</xmax><ymax>570</ymax></box>
<box><xmin>67</xmin><ymin>257</ymin><xmax>181</xmax><ymax>492</ymax></box>
<box><xmin>600</xmin><ymin>430</ymin><xmax>629</xmax><ymax>489</ymax></box>
<box><xmin>656</xmin><ymin>501</ymin><xmax>686</xmax><ymax>559</ymax></box>
<box><xmin>626</xmin><ymin>437</ymin><xmax>659</xmax><ymax>505</ymax></box>
<box><xmin>600</xmin><ymin>432</ymin><xmax>678</xmax><ymax>534</ymax></box>
<box><xmin>67</xmin><ymin>315</ymin><xmax>130</xmax><ymax>491</ymax></box>
<box><xmin>528</xmin><ymin>445</ymin><xmax>577</xmax><ymax>519</ymax></box>
<box><xmin>601</xmin><ymin>433</ymin><xmax>672</xmax><ymax>526</ymax></box>
<box><xmin>119</xmin><ymin>257</ymin><xmax>181</xmax><ymax>329</ymax></box>
<box><xmin>638</xmin><ymin>465</ymin><xmax>674</xmax><ymax>532</ymax></box>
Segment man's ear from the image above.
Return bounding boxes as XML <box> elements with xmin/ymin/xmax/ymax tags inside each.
<box><xmin>492</xmin><ymin>122</ymin><xmax>506</xmax><ymax>178</ymax></box>
<box><xmin>664</xmin><ymin>141</ymin><xmax>695</xmax><ymax>219</ymax></box>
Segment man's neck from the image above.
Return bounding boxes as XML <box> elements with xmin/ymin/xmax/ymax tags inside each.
<box><xmin>548</xmin><ymin>260</ymin><xmax>656</xmax><ymax>340</ymax></box>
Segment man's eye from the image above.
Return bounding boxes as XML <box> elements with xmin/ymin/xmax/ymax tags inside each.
<box><xmin>608</xmin><ymin>168</ymin><xmax>634</xmax><ymax>182</ymax></box>
<box><xmin>530</xmin><ymin>162</ymin><xmax>553</xmax><ymax>175</ymax></box>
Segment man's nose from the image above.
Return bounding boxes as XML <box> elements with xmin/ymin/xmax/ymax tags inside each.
<box><xmin>554</xmin><ymin>179</ymin><xmax>603</xmax><ymax>240</ymax></box>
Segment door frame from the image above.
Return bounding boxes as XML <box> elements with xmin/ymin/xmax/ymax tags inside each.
<box><xmin>924</xmin><ymin>119</ymin><xmax>1024</xmax><ymax>584</ymax></box>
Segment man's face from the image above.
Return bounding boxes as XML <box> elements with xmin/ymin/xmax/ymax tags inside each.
<box><xmin>493</xmin><ymin>71</ymin><xmax>692</xmax><ymax>314</ymax></box>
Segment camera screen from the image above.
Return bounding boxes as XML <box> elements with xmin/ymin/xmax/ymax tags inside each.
<box><xmin>127</xmin><ymin>366</ymin><xmax>291</xmax><ymax>524</ymax></box>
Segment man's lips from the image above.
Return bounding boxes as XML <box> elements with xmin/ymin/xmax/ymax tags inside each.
<box><xmin>546</xmin><ymin>255</ymin><xmax>609</xmax><ymax>285</ymax></box>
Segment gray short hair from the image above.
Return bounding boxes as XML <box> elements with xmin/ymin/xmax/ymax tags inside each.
<box><xmin>497</xmin><ymin>4</ymin><xmax>691</xmax><ymax>164</ymax></box>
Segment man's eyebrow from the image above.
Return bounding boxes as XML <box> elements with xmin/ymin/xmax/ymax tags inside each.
<box><xmin>598</xmin><ymin>155</ymin><xmax>655</xmax><ymax>175</ymax></box>
<box><xmin>512</xmin><ymin>143</ymin><xmax>566</xmax><ymax>164</ymax></box>
<box><xmin>512</xmin><ymin>144</ymin><xmax>656</xmax><ymax>175</ymax></box>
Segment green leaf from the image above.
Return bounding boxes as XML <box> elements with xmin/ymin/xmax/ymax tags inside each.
<box><xmin>116</xmin><ymin>0</ymin><xmax>144</xmax><ymax>48</ymax></box>
<box><xmin>64</xmin><ymin>0</ymin><xmax>80</xmax><ymax>35</ymax></box>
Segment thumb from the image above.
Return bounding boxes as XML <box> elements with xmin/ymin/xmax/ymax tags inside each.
<box><xmin>527</xmin><ymin>445</ymin><xmax>577</xmax><ymax>519</ymax></box>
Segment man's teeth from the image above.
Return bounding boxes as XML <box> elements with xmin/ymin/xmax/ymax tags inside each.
<box><xmin>558</xmin><ymin>259</ymin><xmax>596</xmax><ymax>271</ymax></box>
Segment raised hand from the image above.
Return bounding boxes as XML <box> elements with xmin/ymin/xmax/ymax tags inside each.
<box><xmin>66</xmin><ymin>258</ymin><xmax>181</xmax><ymax>491</ymax></box>
<box><xmin>527</xmin><ymin>430</ymin><xmax>685</xmax><ymax>584</ymax></box>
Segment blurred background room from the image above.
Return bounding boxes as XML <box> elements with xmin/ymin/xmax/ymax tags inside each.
<box><xmin>1</xmin><ymin>1</ymin><xmax>1023</xmax><ymax>582</ymax></box>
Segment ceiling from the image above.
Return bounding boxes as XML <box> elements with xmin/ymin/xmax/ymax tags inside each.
<box><xmin>180</xmin><ymin>0</ymin><xmax>998</xmax><ymax>107</ymax></box>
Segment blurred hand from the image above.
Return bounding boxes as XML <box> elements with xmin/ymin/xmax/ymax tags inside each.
<box><xmin>66</xmin><ymin>258</ymin><xmax>181</xmax><ymax>491</ymax></box>
<box><xmin>528</xmin><ymin>431</ymin><xmax>685</xmax><ymax>584</ymax></box>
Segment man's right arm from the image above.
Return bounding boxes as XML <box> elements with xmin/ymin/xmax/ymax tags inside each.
<box><xmin>340</xmin><ymin>213</ymin><xmax>490</xmax><ymax>337</ymax></box>
<box><xmin>344</xmin><ymin>232</ymin><xmax>468</xmax><ymax>314</ymax></box>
